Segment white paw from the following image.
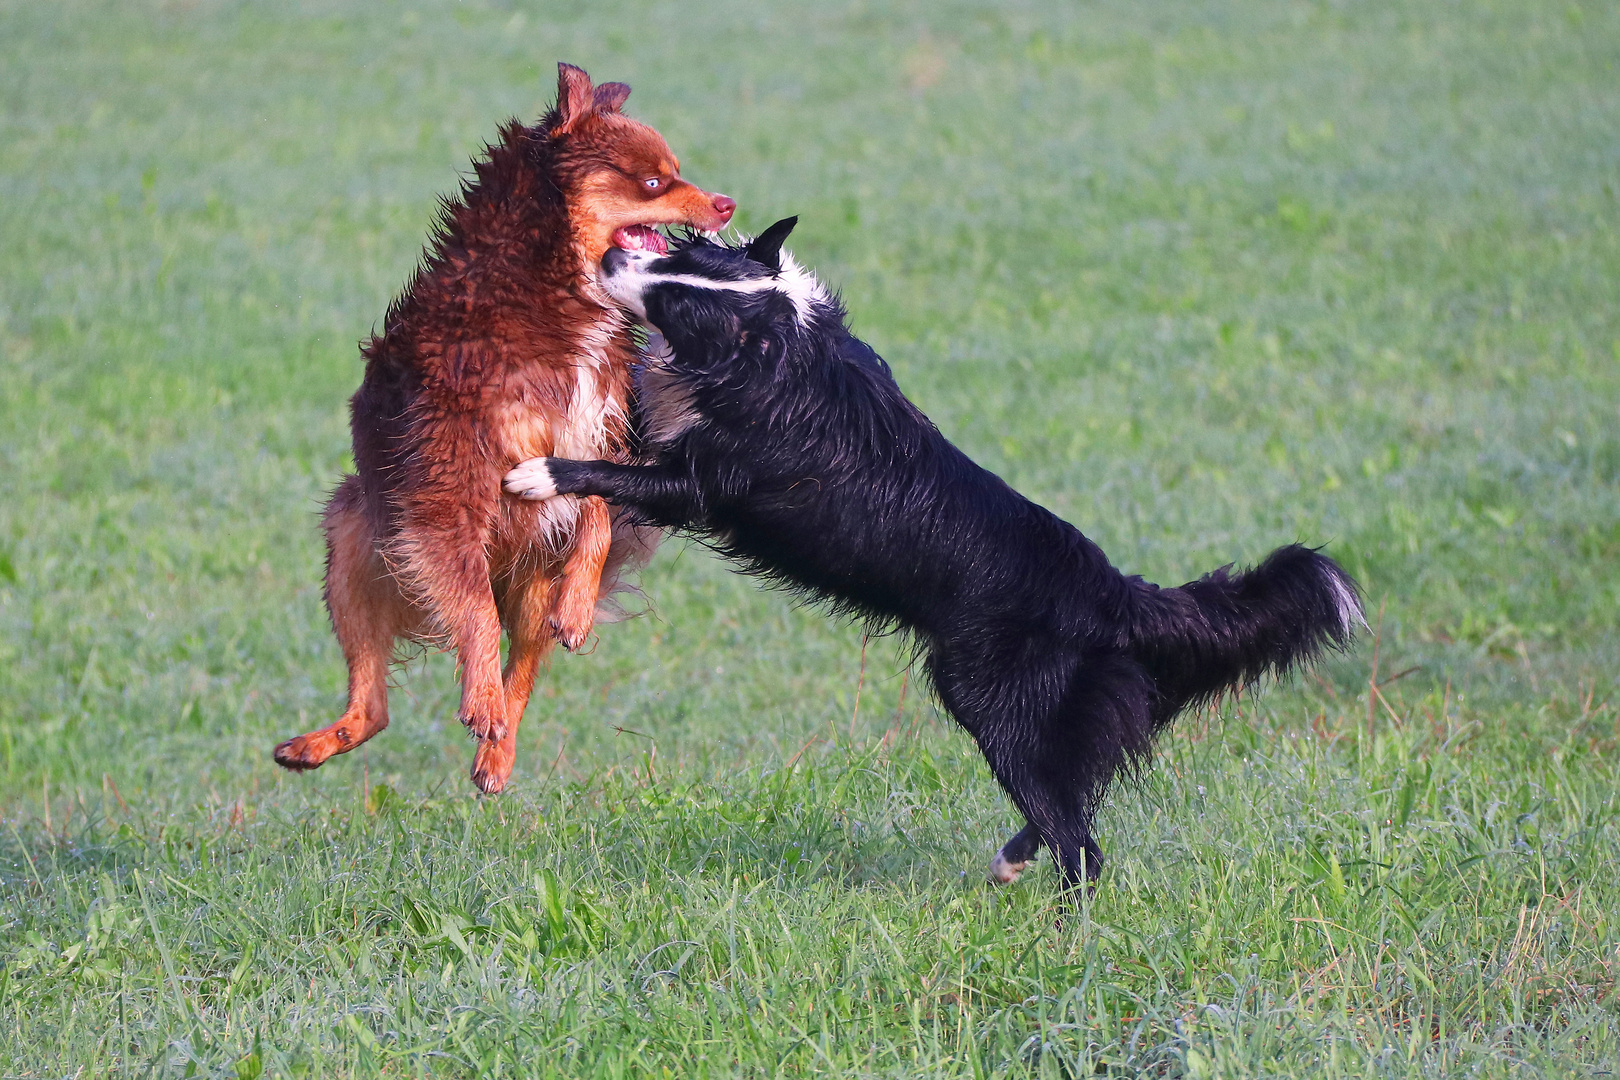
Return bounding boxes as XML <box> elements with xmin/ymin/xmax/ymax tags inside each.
<box><xmin>989</xmin><ymin>851</ymin><xmax>1029</xmax><ymax>885</ymax></box>
<box><xmin>504</xmin><ymin>458</ymin><xmax>558</xmax><ymax>500</ymax></box>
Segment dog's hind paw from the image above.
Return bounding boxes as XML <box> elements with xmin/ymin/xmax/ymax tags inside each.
<box><xmin>274</xmin><ymin>710</ymin><xmax>386</xmax><ymax>771</ymax></box>
<box><xmin>470</xmin><ymin>738</ymin><xmax>515</xmax><ymax>795</ymax></box>
<box><xmin>989</xmin><ymin>850</ymin><xmax>1030</xmax><ymax>885</ymax></box>
<box><xmin>273</xmin><ymin>734</ymin><xmax>328</xmax><ymax>771</ymax></box>
<box><xmin>504</xmin><ymin>458</ymin><xmax>557</xmax><ymax>500</ymax></box>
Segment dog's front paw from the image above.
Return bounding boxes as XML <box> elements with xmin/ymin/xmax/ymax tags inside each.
<box><xmin>504</xmin><ymin>458</ymin><xmax>558</xmax><ymax>501</ymax></box>
<box><xmin>547</xmin><ymin>611</ymin><xmax>593</xmax><ymax>652</ymax></box>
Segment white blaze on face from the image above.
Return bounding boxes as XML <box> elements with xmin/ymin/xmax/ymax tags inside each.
<box><xmin>599</xmin><ymin>248</ymin><xmax>661</xmax><ymax>319</ymax></box>
<box><xmin>598</xmin><ymin>244</ymin><xmax>831</xmax><ymax>326</ymax></box>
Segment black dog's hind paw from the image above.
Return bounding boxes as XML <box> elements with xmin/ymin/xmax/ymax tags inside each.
<box><xmin>989</xmin><ymin>849</ymin><xmax>1031</xmax><ymax>884</ymax></box>
<box><xmin>989</xmin><ymin>823</ymin><xmax>1045</xmax><ymax>885</ymax></box>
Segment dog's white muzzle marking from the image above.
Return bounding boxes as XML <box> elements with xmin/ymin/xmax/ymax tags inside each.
<box><xmin>504</xmin><ymin>458</ymin><xmax>558</xmax><ymax>501</ymax></box>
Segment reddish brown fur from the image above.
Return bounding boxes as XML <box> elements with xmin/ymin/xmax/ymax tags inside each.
<box><xmin>274</xmin><ymin>64</ymin><xmax>733</xmax><ymax>793</ymax></box>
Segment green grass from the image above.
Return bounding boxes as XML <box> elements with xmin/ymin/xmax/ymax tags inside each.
<box><xmin>2</xmin><ymin>0</ymin><xmax>1619</xmax><ymax>1074</ymax></box>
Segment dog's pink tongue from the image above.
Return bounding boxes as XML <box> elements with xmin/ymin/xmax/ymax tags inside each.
<box><xmin>611</xmin><ymin>225</ymin><xmax>669</xmax><ymax>254</ymax></box>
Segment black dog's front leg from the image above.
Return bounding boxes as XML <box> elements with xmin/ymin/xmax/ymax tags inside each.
<box><xmin>504</xmin><ymin>457</ymin><xmax>702</xmax><ymax>527</ymax></box>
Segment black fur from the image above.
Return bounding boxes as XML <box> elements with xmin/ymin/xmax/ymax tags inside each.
<box><xmin>508</xmin><ymin>222</ymin><xmax>1362</xmax><ymax>889</ymax></box>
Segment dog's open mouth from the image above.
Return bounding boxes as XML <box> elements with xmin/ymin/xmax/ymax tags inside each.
<box><xmin>611</xmin><ymin>225</ymin><xmax>669</xmax><ymax>255</ymax></box>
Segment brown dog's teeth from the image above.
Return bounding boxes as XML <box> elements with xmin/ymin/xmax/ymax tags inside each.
<box><xmin>611</xmin><ymin>224</ymin><xmax>670</xmax><ymax>255</ymax></box>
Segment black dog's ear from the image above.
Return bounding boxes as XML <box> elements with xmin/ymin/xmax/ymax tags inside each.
<box><xmin>745</xmin><ymin>216</ymin><xmax>798</xmax><ymax>272</ymax></box>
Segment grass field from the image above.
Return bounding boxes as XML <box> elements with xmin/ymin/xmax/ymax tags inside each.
<box><xmin>3</xmin><ymin>0</ymin><xmax>1619</xmax><ymax>1075</ymax></box>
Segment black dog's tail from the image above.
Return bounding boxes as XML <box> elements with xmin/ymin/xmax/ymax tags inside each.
<box><xmin>1127</xmin><ymin>544</ymin><xmax>1363</xmax><ymax>724</ymax></box>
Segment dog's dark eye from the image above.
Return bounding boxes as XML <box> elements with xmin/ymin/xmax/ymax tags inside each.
<box><xmin>644</xmin><ymin>177</ymin><xmax>661</xmax><ymax>190</ymax></box>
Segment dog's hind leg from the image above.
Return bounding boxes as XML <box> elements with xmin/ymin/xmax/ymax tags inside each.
<box><xmin>986</xmin><ymin>766</ymin><xmax>1105</xmax><ymax>890</ymax></box>
<box><xmin>547</xmin><ymin>495</ymin><xmax>614</xmax><ymax>651</ymax></box>
<box><xmin>932</xmin><ymin>647</ymin><xmax>1101</xmax><ymax>891</ymax></box>
<box><xmin>276</xmin><ymin>477</ymin><xmax>405</xmax><ymax>771</ymax></box>
<box><xmin>471</xmin><ymin>570</ymin><xmax>559</xmax><ymax>794</ymax></box>
<box><xmin>989</xmin><ymin>822</ymin><xmax>1043</xmax><ymax>884</ymax></box>
<box><xmin>961</xmin><ymin>655</ymin><xmax>1151</xmax><ymax>893</ymax></box>
<box><xmin>396</xmin><ymin>446</ymin><xmax>509</xmax><ymax>745</ymax></box>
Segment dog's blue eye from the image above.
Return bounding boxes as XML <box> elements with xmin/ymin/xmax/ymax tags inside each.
<box><xmin>644</xmin><ymin>177</ymin><xmax>661</xmax><ymax>190</ymax></box>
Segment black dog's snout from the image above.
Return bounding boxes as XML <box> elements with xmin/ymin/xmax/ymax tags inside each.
<box><xmin>601</xmin><ymin>247</ymin><xmax>630</xmax><ymax>276</ymax></box>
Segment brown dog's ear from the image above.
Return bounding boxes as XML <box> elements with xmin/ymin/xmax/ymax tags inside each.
<box><xmin>593</xmin><ymin>82</ymin><xmax>631</xmax><ymax>113</ymax></box>
<box><xmin>554</xmin><ymin>62</ymin><xmax>596</xmax><ymax>134</ymax></box>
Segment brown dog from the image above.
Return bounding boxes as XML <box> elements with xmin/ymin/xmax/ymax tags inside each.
<box><xmin>273</xmin><ymin>63</ymin><xmax>734</xmax><ymax>793</ymax></box>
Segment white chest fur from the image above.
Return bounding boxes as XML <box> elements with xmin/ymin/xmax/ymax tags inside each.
<box><xmin>495</xmin><ymin>311</ymin><xmax>627</xmax><ymax>463</ymax></box>
<box><xmin>494</xmin><ymin>309</ymin><xmax>628</xmax><ymax>550</ymax></box>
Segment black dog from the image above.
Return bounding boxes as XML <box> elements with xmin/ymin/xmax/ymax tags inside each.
<box><xmin>505</xmin><ymin>219</ymin><xmax>1362</xmax><ymax>889</ymax></box>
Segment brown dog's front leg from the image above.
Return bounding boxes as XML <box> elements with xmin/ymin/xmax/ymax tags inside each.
<box><xmin>548</xmin><ymin>495</ymin><xmax>613</xmax><ymax>651</ymax></box>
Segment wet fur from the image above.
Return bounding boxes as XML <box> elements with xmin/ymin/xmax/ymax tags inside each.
<box><xmin>508</xmin><ymin>225</ymin><xmax>1363</xmax><ymax>889</ymax></box>
<box><xmin>273</xmin><ymin>64</ymin><xmax>727</xmax><ymax>794</ymax></box>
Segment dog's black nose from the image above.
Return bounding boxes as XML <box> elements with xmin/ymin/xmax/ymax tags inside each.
<box><xmin>601</xmin><ymin>247</ymin><xmax>629</xmax><ymax>276</ymax></box>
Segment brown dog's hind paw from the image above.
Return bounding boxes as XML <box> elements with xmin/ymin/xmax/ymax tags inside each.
<box><xmin>273</xmin><ymin>738</ymin><xmax>320</xmax><ymax>771</ymax></box>
<box><xmin>274</xmin><ymin>732</ymin><xmax>339</xmax><ymax>771</ymax></box>
<box><xmin>275</xmin><ymin>709</ymin><xmax>387</xmax><ymax>772</ymax></box>
<box><xmin>470</xmin><ymin>738</ymin><xmax>515</xmax><ymax>795</ymax></box>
